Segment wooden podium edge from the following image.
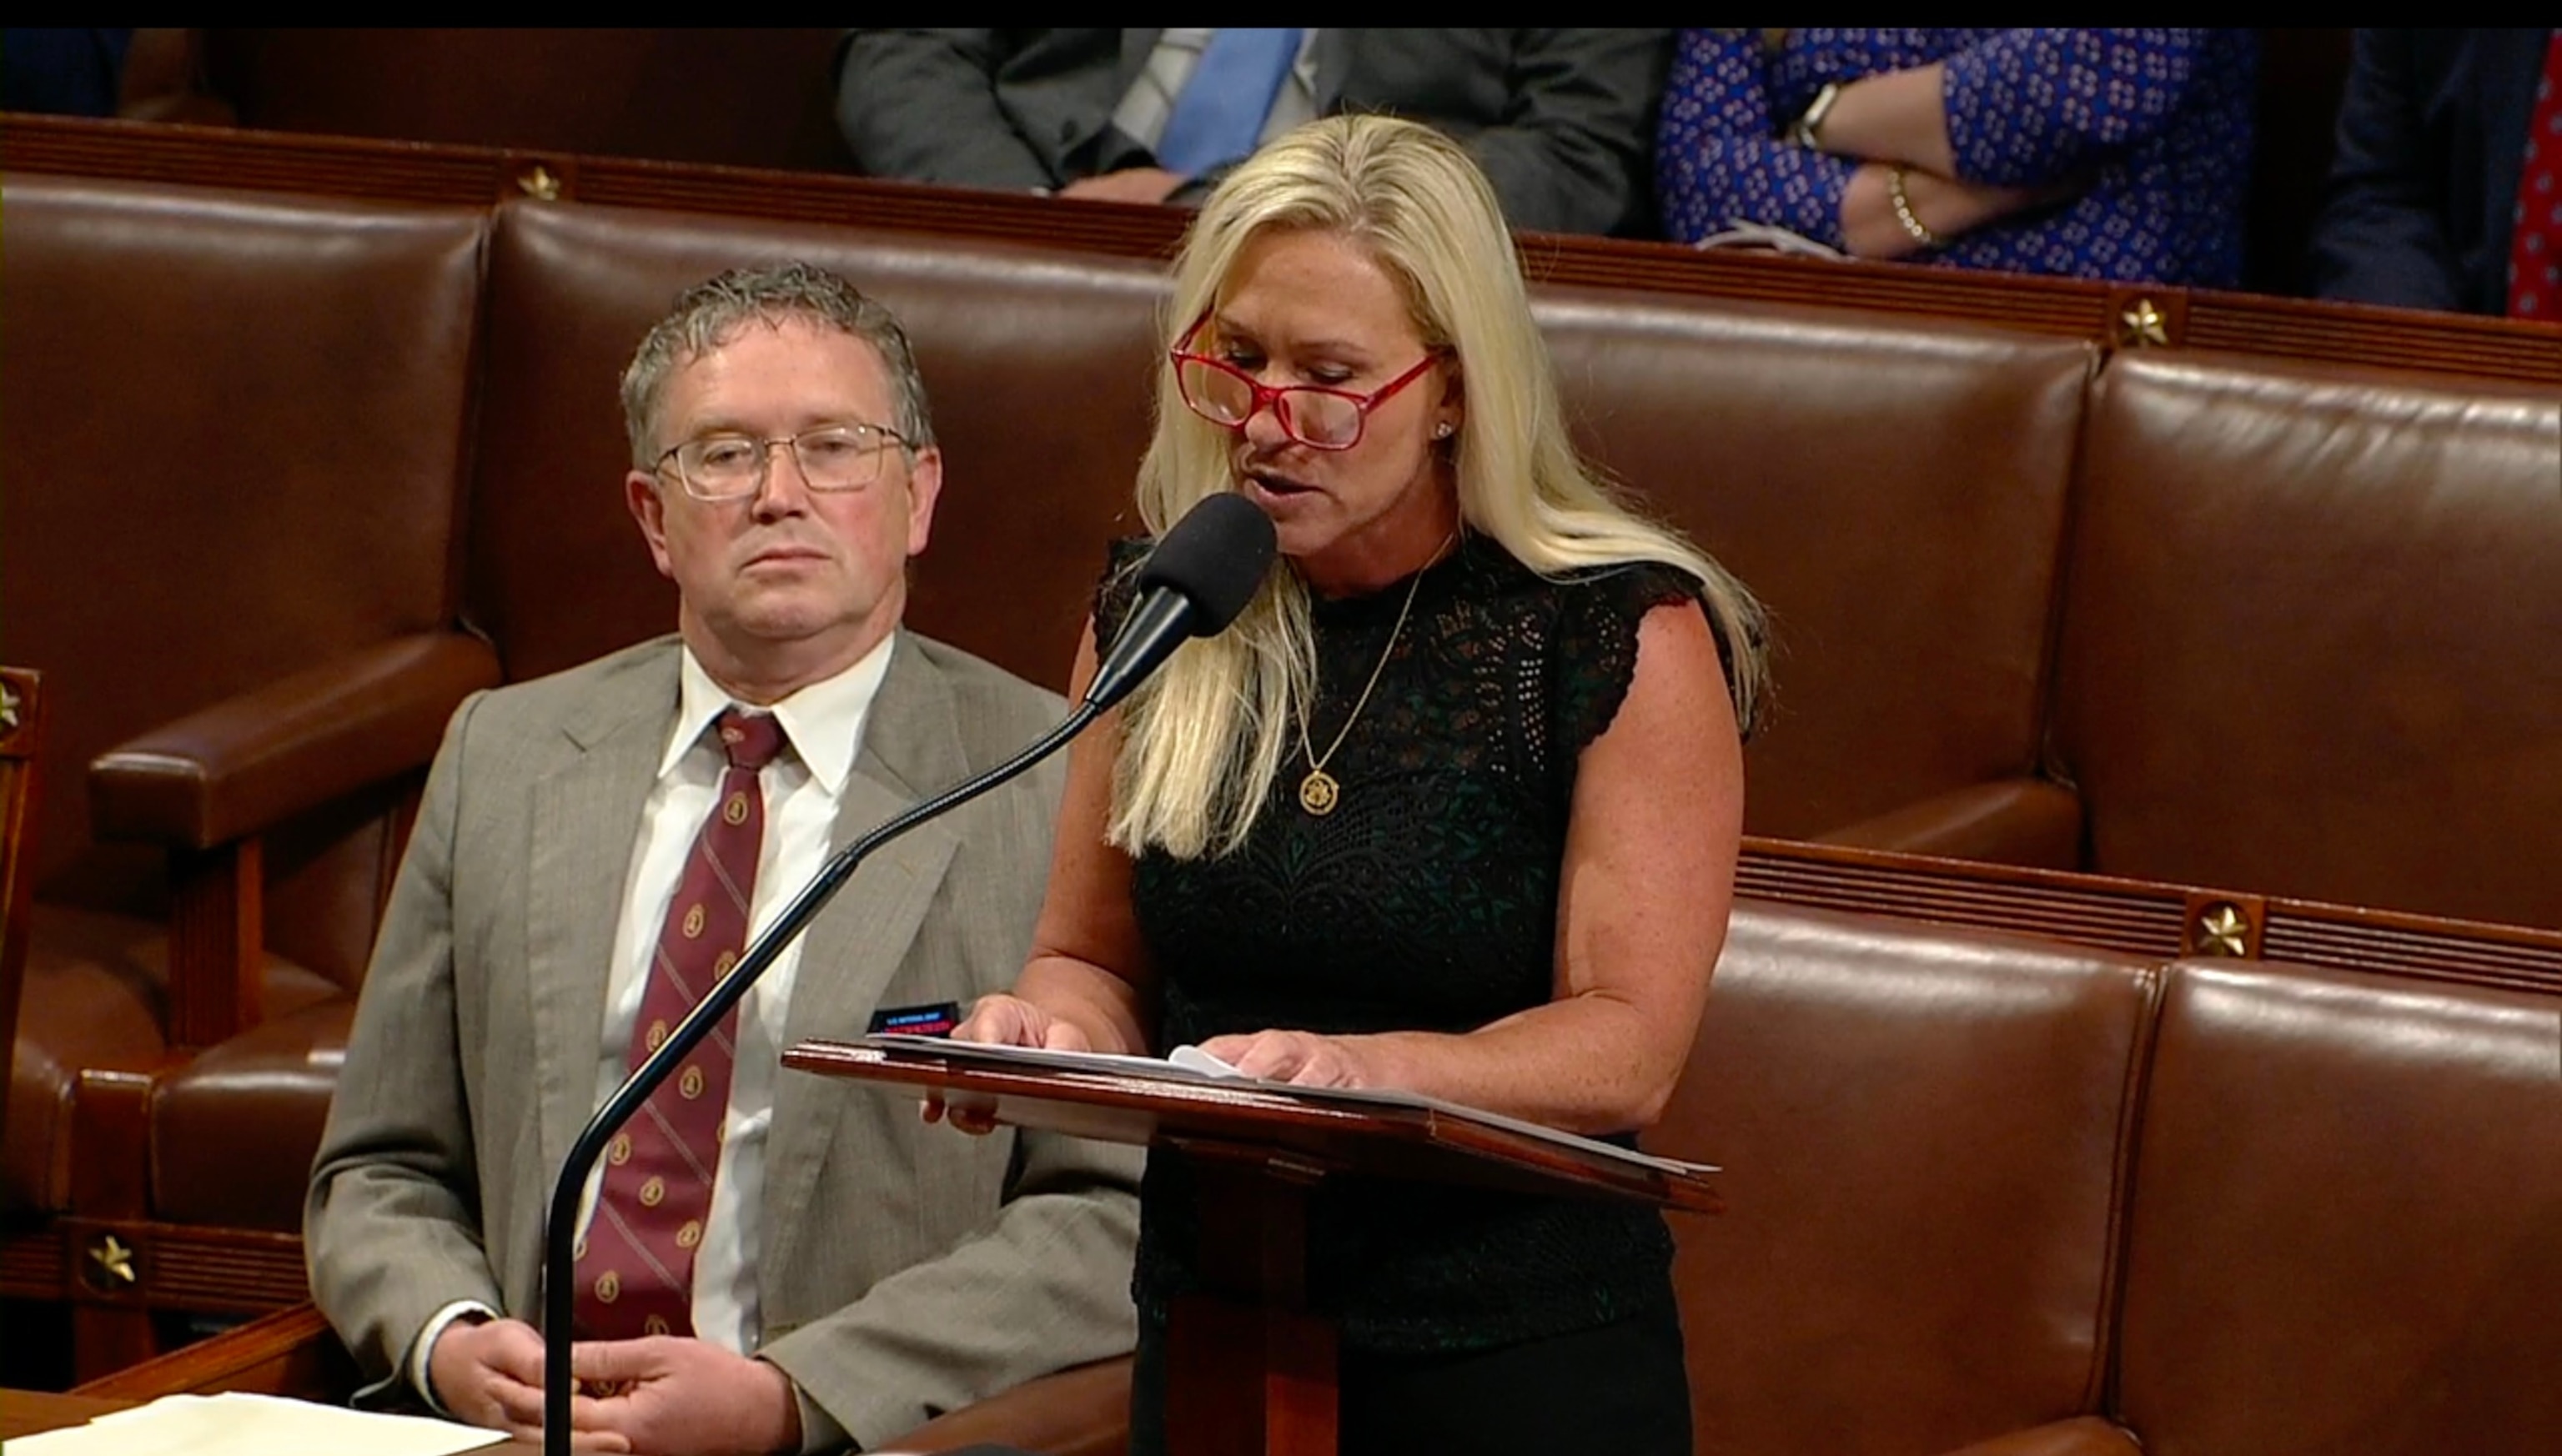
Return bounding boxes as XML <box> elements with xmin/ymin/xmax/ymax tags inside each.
<box><xmin>783</xmin><ymin>1041</ymin><xmax>1722</xmax><ymax>1215</ymax></box>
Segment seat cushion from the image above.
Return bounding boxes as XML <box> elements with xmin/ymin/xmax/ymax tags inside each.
<box><xmin>150</xmin><ymin>994</ymin><xmax>354</xmax><ymax>1231</ymax></box>
<box><xmin>6</xmin><ymin>904</ymin><xmax>337</xmax><ymax>1215</ymax></box>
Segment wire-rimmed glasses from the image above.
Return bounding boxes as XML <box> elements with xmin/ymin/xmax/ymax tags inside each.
<box><xmin>1168</xmin><ymin>310</ymin><xmax>1441</xmax><ymax>451</ymax></box>
<box><xmin>654</xmin><ymin>423</ymin><xmax>913</xmax><ymax>501</ymax></box>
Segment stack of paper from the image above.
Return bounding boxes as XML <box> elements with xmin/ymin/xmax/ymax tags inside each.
<box><xmin>11</xmin><ymin>1391</ymin><xmax>506</xmax><ymax>1456</ymax></box>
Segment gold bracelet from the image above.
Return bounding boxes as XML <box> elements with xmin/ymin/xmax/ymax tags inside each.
<box><xmin>1886</xmin><ymin>164</ymin><xmax>1941</xmax><ymax>249</ymax></box>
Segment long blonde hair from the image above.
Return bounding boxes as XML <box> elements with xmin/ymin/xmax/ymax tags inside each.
<box><xmin>1112</xmin><ymin>115</ymin><xmax>1767</xmax><ymax>858</ymax></box>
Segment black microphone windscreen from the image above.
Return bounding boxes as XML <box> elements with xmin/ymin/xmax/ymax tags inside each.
<box><xmin>1135</xmin><ymin>493</ymin><xmax>1277</xmax><ymax>636</ymax></box>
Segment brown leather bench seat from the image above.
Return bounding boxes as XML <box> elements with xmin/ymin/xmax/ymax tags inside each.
<box><xmin>1650</xmin><ymin>915</ymin><xmax>2562</xmax><ymax>1456</ymax></box>
<box><xmin>81</xmin><ymin>894</ymin><xmax>2562</xmax><ymax>1456</ymax></box>
<box><xmin>148</xmin><ymin>998</ymin><xmax>353</xmax><ymax>1233</ymax></box>
<box><xmin>1650</xmin><ymin>904</ymin><xmax>2153</xmax><ymax>1453</ymax></box>
<box><xmin>2015</xmin><ymin>958</ymin><xmax>2562</xmax><ymax>1453</ymax></box>
<box><xmin>0</xmin><ymin>176</ymin><xmax>490</xmax><ymax>1316</ymax></box>
<box><xmin>2052</xmin><ymin>351</ymin><xmax>2562</xmax><ymax>927</ymax></box>
<box><xmin>8</xmin><ymin>906</ymin><xmax>336</xmax><ymax>1222</ymax></box>
<box><xmin>1538</xmin><ymin>287</ymin><xmax>2092</xmax><ymax>856</ymax></box>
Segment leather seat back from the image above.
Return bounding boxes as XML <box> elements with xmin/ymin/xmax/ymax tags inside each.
<box><xmin>2053</xmin><ymin>351</ymin><xmax>2562</xmax><ymax>925</ymax></box>
<box><xmin>0</xmin><ymin>173</ymin><xmax>485</xmax><ymax>987</ymax></box>
<box><xmin>2116</xmin><ymin>960</ymin><xmax>2562</xmax><ymax>1452</ymax></box>
<box><xmin>1537</xmin><ymin>289</ymin><xmax>2093</xmax><ymax>837</ymax></box>
<box><xmin>1649</xmin><ymin>901</ymin><xmax>2158</xmax><ymax>1455</ymax></box>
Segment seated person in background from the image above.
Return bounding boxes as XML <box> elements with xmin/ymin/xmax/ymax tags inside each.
<box><xmin>947</xmin><ymin>113</ymin><xmax>1762</xmax><ymax>1455</ymax></box>
<box><xmin>0</xmin><ymin>27</ymin><xmax>231</xmax><ymax>123</ymax></box>
<box><xmin>2310</xmin><ymin>28</ymin><xmax>2562</xmax><ymax>319</ymax></box>
<box><xmin>0</xmin><ymin>27</ymin><xmax>135</xmax><ymax>114</ymax></box>
<box><xmin>1656</xmin><ymin>28</ymin><xmax>2256</xmax><ymax>286</ymax></box>
<box><xmin>305</xmin><ymin>263</ymin><xmax>1140</xmax><ymax>1456</ymax></box>
<box><xmin>835</xmin><ymin>29</ymin><xmax>1674</xmax><ymax>236</ymax></box>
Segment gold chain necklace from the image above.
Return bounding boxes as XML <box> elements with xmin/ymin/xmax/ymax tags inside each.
<box><xmin>1295</xmin><ymin>536</ymin><xmax>1452</xmax><ymax>816</ymax></box>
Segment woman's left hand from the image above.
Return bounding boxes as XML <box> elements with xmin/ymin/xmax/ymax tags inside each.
<box><xmin>1194</xmin><ymin>1030</ymin><xmax>1384</xmax><ymax>1089</ymax></box>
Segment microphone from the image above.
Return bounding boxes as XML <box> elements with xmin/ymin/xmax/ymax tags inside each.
<box><xmin>1083</xmin><ymin>491</ymin><xmax>1276</xmax><ymax>712</ymax></box>
<box><xmin>540</xmin><ymin>491</ymin><xmax>1273</xmax><ymax>1456</ymax></box>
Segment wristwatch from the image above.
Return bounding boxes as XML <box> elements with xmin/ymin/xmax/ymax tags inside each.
<box><xmin>1789</xmin><ymin>82</ymin><xmax>1841</xmax><ymax>150</ymax></box>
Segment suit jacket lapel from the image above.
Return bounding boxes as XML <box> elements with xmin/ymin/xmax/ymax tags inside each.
<box><xmin>527</xmin><ymin>648</ymin><xmax>677</xmax><ymax>1197</ymax></box>
<box><xmin>762</xmin><ymin>635</ymin><xmax>966</xmax><ymax>1281</ymax></box>
<box><xmin>1309</xmin><ymin>28</ymin><xmax>1353</xmax><ymax>110</ymax></box>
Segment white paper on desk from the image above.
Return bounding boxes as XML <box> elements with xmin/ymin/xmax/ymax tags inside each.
<box><xmin>8</xmin><ymin>1391</ymin><xmax>507</xmax><ymax>1456</ymax></box>
<box><xmin>1166</xmin><ymin>1043</ymin><xmax>1250</xmax><ymax>1078</ymax></box>
<box><xmin>862</xmin><ymin>1035</ymin><xmax>1716</xmax><ymax>1177</ymax></box>
<box><xmin>867</xmin><ymin>1032</ymin><xmax>1232</xmax><ymax>1082</ymax></box>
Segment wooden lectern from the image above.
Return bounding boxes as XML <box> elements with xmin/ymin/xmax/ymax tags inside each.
<box><xmin>783</xmin><ymin>1037</ymin><xmax>1720</xmax><ymax>1456</ymax></box>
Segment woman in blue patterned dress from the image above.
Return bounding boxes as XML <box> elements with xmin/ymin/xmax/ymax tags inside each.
<box><xmin>1656</xmin><ymin>28</ymin><xmax>2257</xmax><ymax>286</ymax></box>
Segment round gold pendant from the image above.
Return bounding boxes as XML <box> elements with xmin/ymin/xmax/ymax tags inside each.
<box><xmin>1298</xmin><ymin>769</ymin><xmax>1340</xmax><ymax>816</ymax></box>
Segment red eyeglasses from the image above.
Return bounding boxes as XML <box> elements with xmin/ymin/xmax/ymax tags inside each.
<box><xmin>1168</xmin><ymin>309</ymin><xmax>1441</xmax><ymax>451</ymax></box>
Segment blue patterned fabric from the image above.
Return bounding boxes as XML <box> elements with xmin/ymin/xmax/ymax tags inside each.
<box><xmin>1656</xmin><ymin>28</ymin><xmax>2256</xmax><ymax>287</ymax></box>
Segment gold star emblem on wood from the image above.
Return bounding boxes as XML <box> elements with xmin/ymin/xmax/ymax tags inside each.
<box><xmin>85</xmin><ymin>1233</ymin><xmax>138</xmax><ymax>1288</ymax></box>
<box><xmin>2193</xmin><ymin>902</ymin><xmax>2251</xmax><ymax>956</ymax></box>
<box><xmin>2117</xmin><ymin>299</ymin><xmax>2169</xmax><ymax>348</ymax></box>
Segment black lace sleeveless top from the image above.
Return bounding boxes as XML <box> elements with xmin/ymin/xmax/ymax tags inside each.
<box><xmin>1098</xmin><ymin>531</ymin><xmax>1719</xmax><ymax>1353</ymax></box>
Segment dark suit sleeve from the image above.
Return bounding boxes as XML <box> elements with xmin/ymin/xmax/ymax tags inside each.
<box><xmin>2308</xmin><ymin>29</ymin><xmax>2467</xmax><ymax>311</ymax></box>
<box><xmin>1468</xmin><ymin>29</ymin><xmax>1675</xmax><ymax>237</ymax></box>
<box><xmin>836</xmin><ymin>29</ymin><xmax>1057</xmax><ymax>189</ymax></box>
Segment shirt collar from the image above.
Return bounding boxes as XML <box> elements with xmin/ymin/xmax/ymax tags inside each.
<box><xmin>663</xmin><ymin>633</ymin><xmax>897</xmax><ymax>795</ymax></box>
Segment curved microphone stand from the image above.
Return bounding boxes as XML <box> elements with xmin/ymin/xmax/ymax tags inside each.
<box><xmin>540</xmin><ymin>700</ymin><xmax>1100</xmax><ymax>1456</ymax></box>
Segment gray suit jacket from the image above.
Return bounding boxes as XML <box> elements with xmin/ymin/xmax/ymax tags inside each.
<box><xmin>836</xmin><ymin>28</ymin><xmax>1674</xmax><ymax>236</ymax></box>
<box><xmin>305</xmin><ymin>632</ymin><xmax>1139</xmax><ymax>1449</ymax></box>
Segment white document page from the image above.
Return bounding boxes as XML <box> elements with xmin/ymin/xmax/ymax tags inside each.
<box><xmin>8</xmin><ymin>1391</ymin><xmax>507</xmax><ymax>1456</ymax></box>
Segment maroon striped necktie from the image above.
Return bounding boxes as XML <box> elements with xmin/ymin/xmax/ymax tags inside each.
<box><xmin>574</xmin><ymin>707</ymin><xmax>786</xmax><ymax>1340</ymax></box>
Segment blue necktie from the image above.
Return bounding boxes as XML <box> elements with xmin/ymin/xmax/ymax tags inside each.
<box><xmin>1153</xmin><ymin>28</ymin><xmax>1304</xmax><ymax>176</ymax></box>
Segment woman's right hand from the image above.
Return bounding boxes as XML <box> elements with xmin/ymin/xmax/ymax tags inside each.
<box><xmin>923</xmin><ymin>994</ymin><xmax>1095</xmax><ymax>1134</ymax></box>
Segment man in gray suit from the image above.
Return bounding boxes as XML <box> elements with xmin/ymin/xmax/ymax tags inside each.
<box><xmin>836</xmin><ymin>29</ymin><xmax>1674</xmax><ymax>237</ymax></box>
<box><xmin>306</xmin><ymin>263</ymin><xmax>1139</xmax><ymax>1456</ymax></box>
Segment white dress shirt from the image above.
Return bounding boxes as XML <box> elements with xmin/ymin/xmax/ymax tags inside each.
<box><xmin>409</xmin><ymin>634</ymin><xmax>894</xmax><ymax>1401</ymax></box>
